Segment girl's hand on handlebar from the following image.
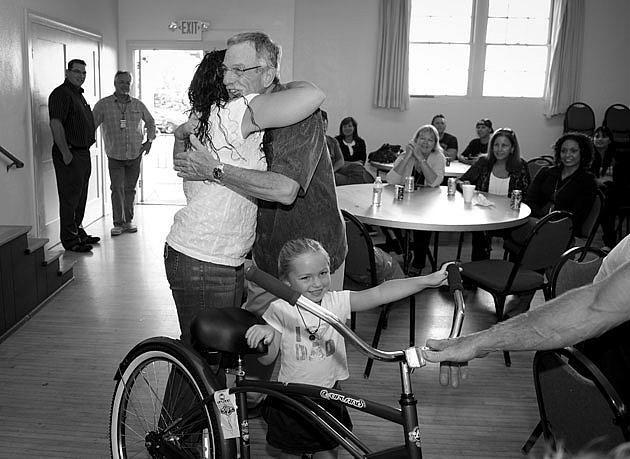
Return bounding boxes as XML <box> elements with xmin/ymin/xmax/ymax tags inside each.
<box><xmin>422</xmin><ymin>262</ymin><xmax>454</xmax><ymax>288</ymax></box>
<box><xmin>245</xmin><ymin>324</ymin><xmax>275</xmax><ymax>349</ymax></box>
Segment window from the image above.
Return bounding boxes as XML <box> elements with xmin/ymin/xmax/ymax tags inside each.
<box><xmin>409</xmin><ymin>0</ymin><xmax>552</xmax><ymax>98</ymax></box>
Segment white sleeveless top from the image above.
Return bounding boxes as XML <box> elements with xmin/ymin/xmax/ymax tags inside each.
<box><xmin>488</xmin><ymin>173</ymin><xmax>510</xmax><ymax>196</ymax></box>
<box><xmin>166</xmin><ymin>94</ymin><xmax>266</xmax><ymax>266</ymax></box>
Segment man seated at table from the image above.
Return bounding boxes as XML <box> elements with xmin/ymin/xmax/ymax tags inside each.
<box><xmin>431</xmin><ymin>114</ymin><xmax>458</xmax><ymax>161</ymax></box>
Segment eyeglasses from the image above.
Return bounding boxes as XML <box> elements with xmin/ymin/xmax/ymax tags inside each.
<box><xmin>221</xmin><ymin>65</ymin><xmax>264</xmax><ymax>76</ymax></box>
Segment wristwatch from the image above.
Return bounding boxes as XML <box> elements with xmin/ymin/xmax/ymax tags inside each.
<box><xmin>212</xmin><ymin>162</ymin><xmax>225</xmax><ymax>181</ymax></box>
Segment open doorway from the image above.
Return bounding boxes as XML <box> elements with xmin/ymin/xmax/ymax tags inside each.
<box><xmin>133</xmin><ymin>49</ymin><xmax>204</xmax><ymax>205</ymax></box>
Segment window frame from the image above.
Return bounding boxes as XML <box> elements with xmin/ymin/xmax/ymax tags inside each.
<box><xmin>409</xmin><ymin>0</ymin><xmax>553</xmax><ymax>99</ymax></box>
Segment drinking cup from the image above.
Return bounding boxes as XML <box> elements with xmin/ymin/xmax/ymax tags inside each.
<box><xmin>462</xmin><ymin>184</ymin><xmax>475</xmax><ymax>203</ymax></box>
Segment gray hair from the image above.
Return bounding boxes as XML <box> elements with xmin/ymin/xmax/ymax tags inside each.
<box><xmin>227</xmin><ymin>31</ymin><xmax>281</xmax><ymax>72</ymax></box>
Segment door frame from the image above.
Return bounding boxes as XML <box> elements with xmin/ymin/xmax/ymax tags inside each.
<box><xmin>26</xmin><ymin>11</ymin><xmax>105</xmax><ymax>238</ymax></box>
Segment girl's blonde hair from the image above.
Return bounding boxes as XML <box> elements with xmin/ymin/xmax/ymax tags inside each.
<box><xmin>411</xmin><ymin>124</ymin><xmax>445</xmax><ymax>156</ymax></box>
<box><xmin>277</xmin><ymin>238</ymin><xmax>330</xmax><ymax>281</ymax></box>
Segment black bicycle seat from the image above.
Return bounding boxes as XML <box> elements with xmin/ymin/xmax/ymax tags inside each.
<box><xmin>191</xmin><ymin>308</ymin><xmax>267</xmax><ymax>355</ymax></box>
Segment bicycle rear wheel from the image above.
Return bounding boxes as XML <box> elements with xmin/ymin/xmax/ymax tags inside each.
<box><xmin>110</xmin><ymin>345</ymin><xmax>224</xmax><ymax>459</ymax></box>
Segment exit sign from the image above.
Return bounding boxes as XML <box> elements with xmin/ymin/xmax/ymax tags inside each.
<box><xmin>169</xmin><ymin>20</ymin><xmax>209</xmax><ymax>41</ymax></box>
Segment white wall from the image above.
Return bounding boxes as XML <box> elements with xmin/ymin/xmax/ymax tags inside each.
<box><xmin>0</xmin><ymin>0</ymin><xmax>118</xmax><ymax>228</ymax></box>
<box><xmin>294</xmin><ymin>0</ymin><xmax>630</xmax><ymax>158</ymax></box>
<box><xmin>117</xmin><ymin>0</ymin><xmax>295</xmax><ymax>81</ymax></box>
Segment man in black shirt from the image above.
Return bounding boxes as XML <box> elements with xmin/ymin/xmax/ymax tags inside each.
<box><xmin>49</xmin><ymin>59</ymin><xmax>99</xmax><ymax>252</ymax></box>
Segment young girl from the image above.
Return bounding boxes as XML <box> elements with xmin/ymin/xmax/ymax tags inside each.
<box><xmin>245</xmin><ymin>238</ymin><xmax>449</xmax><ymax>459</ymax></box>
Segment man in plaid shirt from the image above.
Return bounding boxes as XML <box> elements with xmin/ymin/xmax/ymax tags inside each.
<box><xmin>93</xmin><ymin>71</ymin><xmax>155</xmax><ymax>236</ymax></box>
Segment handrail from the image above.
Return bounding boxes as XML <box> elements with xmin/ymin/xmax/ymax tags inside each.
<box><xmin>1</xmin><ymin>145</ymin><xmax>25</xmax><ymax>171</ymax></box>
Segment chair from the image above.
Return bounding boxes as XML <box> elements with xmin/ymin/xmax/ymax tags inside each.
<box><xmin>461</xmin><ymin>211</ymin><xmax>574</xmax><ymax>366</ymax></box>
<box><xmin>603</xmin><ymin>103</ymin><xmax>630</xmax><ymax>147</ymax></box>
<box><xmin>575</xmin><ymin>188</ymin><xmax>605</xmax><ymax>250</ymax></box>
<box><xmin>548</xmin><ymin>246</ymin><xmax>606</xmax><ymax>299</ymax></box>
<box><xmin>563</xmin><ymin>102</ymin><xmax>596</xmax><ymax>136</ymax></box>
<box><xmin>340</xmin><ymin>210</ymin><xmax>408</xmax><ymax>378</ymax></box>
<box><xmin>526</xmin><ymin>155</ymin><xmax>555</xmax><ymax>182</ymax></box>
<box><xmin>616</xmin><ymin>205</ymin><xmax>630</xmax><ymax>242</ymax></box>
<box><xmin>522</xmin><ymin>347</ymin><xmax>630</xmax><ymax>455</ymax></box>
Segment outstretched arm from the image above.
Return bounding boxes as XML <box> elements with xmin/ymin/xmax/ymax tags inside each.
<box><xmin>349</xmin><ymin>264</ymin><xmax>449</xmax><ymax>312</ymax></box>
<box><xmin>422</xmin><ymin>260</ymin><xmax>630</xmax><ymax>386</ymax></box>
<box><xmin>241</xmin><ymin>81</ymin><xmax>325</xmax><ymax>137</ymax></box>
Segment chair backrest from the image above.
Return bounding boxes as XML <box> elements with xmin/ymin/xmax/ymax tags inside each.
<box><xmin>517</xmin><ymin>211</ymin><xmax>574</xmax><ymax>272</ymax></box>
<box><xmin>526</xmin><ymin>156</ymin><xmax>555</xmax><ymax>181</ymax></box>
<box><xmin>549</xmin><ymin>246</ymin><xmax>607</xmax><ymax>299</ymax></box>
<box><xmin>564</xmin><ymin>102</ymin><xmax>596</xmax><ymax>136</ymax></box>
<box><xmin>341</xmin><ymin>209</ymin><xmax>378</xmax><ymax>288</ymax></box>
<box><xmin>533</xmin><ymin>347</ymin><xmax>630</xmax><ymax>453</ymax></box>
<box><xmin>576</xmin><ymin>188</ymin><xmax>605</xmax><ymax>246</ymax></box>
<box><xmin>603</xmin><ymin>103</ymin><xmax>630</xmax><ymax>144</ymax></box>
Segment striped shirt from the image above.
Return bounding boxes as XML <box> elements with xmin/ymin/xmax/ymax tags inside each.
<box><xmin>93</xmin><ymin>94</ymin><xmax>156</xmax><ymax>160</ymax></box>
<box><xmin>48</xmin><ymin>80</ymin><xmax>96</xmax><ymax>149</ymax></box>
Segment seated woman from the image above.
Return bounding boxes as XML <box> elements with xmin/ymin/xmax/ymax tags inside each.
<box><xmin>386</xmin><ymin>124</ymin><xmax>446</xmax><ymax>274</ymax></box>
<box><xmin>593</xmin><ymin>126</ymin><xmax>630</xmax><ymax>249</ymax></box>
<box><xmin>458</xmin><ymin>118</ymin><xmax>493</xmax><ymax>165</ymax></box>
<box><xmin>590</xmin><ymin>126</ymin><xmax>615</xmax><ymax>178</ymax></box>
<box><xmin>509</xmin><ymin>132</ymin><xmax>598</xmax><ymax>248</ymax></box>
<box><xmin>335</xmin><ymin>116</ymin><xmax>367</xmax><ymax>165</ymax></box>
<box><xmin>457</xmin><ymin>128</ymin><xmax>530</xmax><ymax>260</ymax></box>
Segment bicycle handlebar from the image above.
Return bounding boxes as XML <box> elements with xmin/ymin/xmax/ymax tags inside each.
<box><xmin>245</xmin><ymin>263</ymin><xmax>466</xmax><ymax>367</ymax></box>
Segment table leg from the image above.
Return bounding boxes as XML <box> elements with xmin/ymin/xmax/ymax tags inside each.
<box><xmin>402</xmin><ymin>229</ymin><xmax>411</xmax><ymax>272</ymax></box>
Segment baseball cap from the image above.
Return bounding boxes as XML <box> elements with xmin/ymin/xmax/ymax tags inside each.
<box><xmin>476</xmin><ymin>118</ymin><xmax>493</xmax><ymax>131</ymax></box>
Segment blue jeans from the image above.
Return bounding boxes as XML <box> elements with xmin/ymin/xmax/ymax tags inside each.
<box><xmin>108</xmin><ymin>155</ymin><xmax>142</xmax><ymax>226</ymax></box>
<box><xmin>164</xmin><ymin>243</ymin><xmax>244</xmax><ymax>344</ymax></box>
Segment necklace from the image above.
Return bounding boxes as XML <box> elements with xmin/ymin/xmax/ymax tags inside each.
<box><xmin>296</xmin><ymin>306</ymin><xmax>321</xmax><ymax>341</ymax></box>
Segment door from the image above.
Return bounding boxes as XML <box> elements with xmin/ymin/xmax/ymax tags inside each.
<box><xmin>30</xmin><ymin>17</ymin><xmax>104</xmax><ymax>247</ymax></box>
<box><xmin>134</xmin><ymin>49</ymin><xmax>204</xmax><ymax>205</ymax></box>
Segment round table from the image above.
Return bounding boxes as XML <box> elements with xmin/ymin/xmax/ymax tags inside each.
<box><xmin>369</xmin><ymin>160</ymin><xmax>470</xmax><ymax>178</ymax></box>
<box><xmin>337</xmin><ymin>183</ymin><xmax>531</xmax><ymax>232</ymax></box>
<box><xmin>337</xmin><ymin>183</ymin><xmax>531</xmax><ymax>346</ymax></box>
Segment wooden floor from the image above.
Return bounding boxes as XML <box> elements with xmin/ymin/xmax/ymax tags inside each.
<box><xmin>0</xmin><ymin>205</ymin><xmax>556</xmax><ymax>458</ymax></box>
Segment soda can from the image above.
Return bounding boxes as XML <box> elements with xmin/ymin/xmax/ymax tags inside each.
<box><xmin>447</xmin><ymin>177</ymin><xmax>457</xmax><ymax>196</ymax></box>
<box><xmin>404</xmin><ymin>175</ymin><xmax>415</xmax><ymax>193</ymax></box>
<box><xmin>394</xmin><ymin>184</ymin><xmax>405</xmax><ymax>200</ymax></box>
<box><xmin>510</xmin><ymin>190</ymin><xmax>523</xmax><ymax>210</ymax></box>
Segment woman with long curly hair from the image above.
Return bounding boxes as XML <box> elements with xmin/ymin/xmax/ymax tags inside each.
<box><xmin>165</xmin><ymin>49</ymin><xmax>325</xmax><ymax>345</ymax></box>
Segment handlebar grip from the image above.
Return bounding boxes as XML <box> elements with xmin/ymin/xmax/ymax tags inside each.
<box><xmin>245</xmin><ymin>265</ymin><xmax>301</xmax><ymax>306</ymax></box>
<box><xmin>447</xmin><ymin>263</ymin><xmax>463</xmax><ymax>294</ymax></box>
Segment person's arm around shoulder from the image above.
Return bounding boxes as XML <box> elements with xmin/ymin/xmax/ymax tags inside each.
<box><xmin>241</xmin><ymin>81</ymin><xmax>325</xmax><ymax>137</ymax></box>
<box><xmin>349</xmin><ymin>263</ymin><xmax>449</xmax><ymax>312</ymax></box>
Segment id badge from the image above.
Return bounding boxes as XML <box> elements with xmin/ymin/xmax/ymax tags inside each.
<box><xmin>120</xmin><ymin>119</ymin><xmax>127</xmax><ymax>129</ymax></box>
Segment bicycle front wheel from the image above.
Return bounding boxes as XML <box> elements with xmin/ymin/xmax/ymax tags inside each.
<box><xmin>110</xmin><ymin>346</ymin><xmax>224</xmax><ymax>459</ymax></box>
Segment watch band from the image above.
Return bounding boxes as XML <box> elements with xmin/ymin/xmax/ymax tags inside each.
<box><xmin>213</xmin><ymin>162</ymin><xmax>225</xmax><ymax>181</ymax></box>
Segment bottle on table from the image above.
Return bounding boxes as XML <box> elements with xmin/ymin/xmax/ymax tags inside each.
<box><xmin>372</xmin><ymin>176</ymin><xmax>383</xmax><ymax>207</ymax></box>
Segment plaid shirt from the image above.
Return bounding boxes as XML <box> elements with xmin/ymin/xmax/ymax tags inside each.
<box><xmin>93</xmin><ymin>93</ymin><xmax>156</xmax><ymax>160</ymax></box>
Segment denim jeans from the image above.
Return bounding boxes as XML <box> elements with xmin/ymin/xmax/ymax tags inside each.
<box><xmin>108</xmin><ymin>155</ymin><xmax>142</xmax><ymax>226</ymax></box>
<box><xmin>164</xmin><ymin>243</ymin><xmax>244</xmax><ymax>344</ymax></box>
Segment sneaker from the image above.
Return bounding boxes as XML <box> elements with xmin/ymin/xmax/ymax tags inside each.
<box><xmin>123</xmin><ymin>222</ymin><xmax>138</xmax><ymax>233</ymax></box>
<box><xmin>66</xmin><ymin>243</ymin><xmax>92</xmax><ymax>253</ymax></box>
<box><xmin>111</xmin><ymin>226</ymin><xmax>124</xmax><ymax>236</ymax></box>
